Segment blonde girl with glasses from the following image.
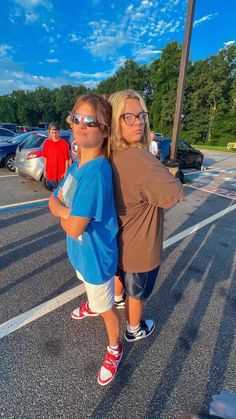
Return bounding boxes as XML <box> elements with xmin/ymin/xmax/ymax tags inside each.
<box><xmin>109</xmin><ymin>90</ymin><xmax>184</xmax><ymax>342</ymax></box>
<box><xmin>48</xmin><ymin>94</ymin><xmax>122</xmax><ymax>386</ymax></box>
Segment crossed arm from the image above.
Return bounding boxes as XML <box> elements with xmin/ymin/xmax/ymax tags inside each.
<box><xmin>48</xmin><ymin>192</ymin><xmax>90</xmax><ymax>239</ymax></box>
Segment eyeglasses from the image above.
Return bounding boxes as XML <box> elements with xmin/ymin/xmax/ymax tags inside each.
<box><xmin>69</xmin><ymin>112</ymin><xmax>108</xmax><ymax>128</ymax></box>
<box><xmin>121</xmin><ymin>112</ymin><xmax>149</xmax><ymax>126</ymax></box>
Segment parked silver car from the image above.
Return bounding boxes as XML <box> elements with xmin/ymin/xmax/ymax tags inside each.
<box><xmin>0</xmin><ymin>127</ymin><xmax>15</xmax><ymax>143</ymax></box>
<box><xmin>15</xmin><ymin>130</ymin><xmax>72</xmax><ymax>188</ymax></box>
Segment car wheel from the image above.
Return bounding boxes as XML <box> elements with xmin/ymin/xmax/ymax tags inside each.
<box><xmin>195</xmin><ymin>160</ymin><xmax>202</xmax><ymax>170</ymax></box>
<box><xmin>41</xmin><ymin>175</ymin><xmax>48</xmax><ymax>189</ymax></box>
<box><xmin>5</xmin><ymin>154</ymin><xmax>16</xmax><ymax>171</ymax></box>
<box><xmin>178</xmin><ymin>169</ymin><xmax>185</xmax><ymax>183</ymax></box>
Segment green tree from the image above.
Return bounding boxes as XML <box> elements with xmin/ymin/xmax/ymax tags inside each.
<box><xmin>96</xmin><ymin>60</ymin><xmax>150</xmax><ymax>99</ymax></box>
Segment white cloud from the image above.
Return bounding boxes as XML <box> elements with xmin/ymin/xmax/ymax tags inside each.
<box><xmin>126</xmin><ymin>5</ymin><xmax>133</xmax><ymax>12</ymax></box>
<box><xmin>0</xmin><ymin>62</ymin><xmax>71</xmax><ymax>94</ymax></box>
<box><xmin>70</xmin><ymin>70</ymin><xmax>113</xmax><ymax>80</ymax></box>
<box><xmin>224</xmin><ymin>40</ymin><xmax>235</xmax><ymax>47</ymax></box>
<box><xmin>134</xmin><ymin>47</ymin><xmax>161</xmax><ymax>61</ymax></box>
<box><xmin>169</xmin><ymin>20</ymin><xmax>180</xmax><ymax>32</ymax></box>
<box><xmin>11</xmin><ymin>0</ymin><xmax>53</xmax><ymax>27</ymax></box>
<box><xmin>83</xmin><ymin>2</ymin><xmax>185</xmax><ymax>62</ymax></box>
<box><xmin>25</xmin><ymin>12</ymin><xmax>38</xmax><ymax>23</ymax></box>
<box><xmin>83</xmin><ymin>81</ymin><xmax>100</xmax><ymax>88</ymax></box>
<box><xmin>194</xmin><ymin>13</ymin><xmax>218</xmax><ymax>27</ymax></box>
<box><xmin>14</xmin><ymin>0</ymin><xmax>52</xmax><ymax>10</ymax></box>
<box><xmin>0</xmin><ymin>44</ymin><xmax>13</xmax><ymax>57</ymax></box>
<box><xmin>42</xmin><ymin>22</ymin><xmax>50</xmax><ymax>32</ymax></box>
<box><xmin>69</xmin><ymin>33</ymin><xmax>80</xmax><ymax>43</ymax></box>
<box><xmin>140</xmin><ymin>0</ymin><xmax>153</xmax><ymax>9</ymax></box>
<box><xmin>85</xmin><ymin>20</ymin><xmax>129</xmax><ymax>58</ymax></box>
<box><xmin>45</xmin><ymin>58</ymin><xmax>59</xmax><ymax>63</ymax></box>
<box><xmin>133</xmin><ymin>12</ymin><xmax>145</xmax><ymax>20</ymax></box>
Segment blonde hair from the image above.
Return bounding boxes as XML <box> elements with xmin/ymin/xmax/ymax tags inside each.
<box><xmin>108</xmin><ymin>90</ymin><xmax>150</xmax><ymax>153</ymax></box>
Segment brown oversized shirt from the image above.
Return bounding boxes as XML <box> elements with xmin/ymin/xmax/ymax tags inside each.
<box><xmin>111</xmin><ymin>147</ymin><xmax>184</xmax><ymax>272</ymax></box>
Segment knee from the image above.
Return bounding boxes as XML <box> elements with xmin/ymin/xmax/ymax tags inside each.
<box><xmin>100</xmin><ymin>306</ymin><xmax>118</xmax><ymax>319</ymax></box>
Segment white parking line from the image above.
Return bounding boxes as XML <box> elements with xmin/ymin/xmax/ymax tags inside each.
<box><xmin>186</xmin><ymin>184</ymin><xmax>236</xmax><ymax>200</ymax></box>
<box><xmin>1</xmin><ymin>202</ymin><xmax>236</xmax><ymax>340</ymax></box>
<box><xmin>164</xmin><ymin>203</ymin><xmax>236</xmax><ymax>248</ymax></box>
<box><xmin>0</xmin><ymin>174</ymin><xmax>19</xmax><ymax>178</ymax></box>
<box><xmin>184</xmin><ymin>167</ymin><xmax>224</xmax><ymax>175</ymax></box>
<box><xmin>0</xmin><ymin>198</ymin><xmax>49</xmax><ymax>210</ymax></box>
<box><xmin>0</xmin><ymin>284</ymin><xmax>85</xmax><ymax>340</ymax></box>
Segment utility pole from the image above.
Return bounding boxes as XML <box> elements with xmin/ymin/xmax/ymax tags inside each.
<box><xmin>168</xmin><ymin>0</ymin><xmax>196</xmax><ymax>176</ymax></box>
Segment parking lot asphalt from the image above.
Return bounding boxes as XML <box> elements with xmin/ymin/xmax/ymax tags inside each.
<box><xmin>0</xmin><ymin>151</ymin><xmax>236</xmax><ymax>419</ymax></box>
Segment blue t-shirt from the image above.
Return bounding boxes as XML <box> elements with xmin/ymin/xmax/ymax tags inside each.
<box><xmin>54</xmin><ymin>157</ymin><xmax>118</xmax><ymax>285</ymax></box>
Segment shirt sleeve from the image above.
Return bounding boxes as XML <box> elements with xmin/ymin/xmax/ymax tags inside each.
<box><xmin>70</xmin><ymin>172</ymin><xmax>105</xmax><ymax>222</ymax></box>
<box><xmin>41</xmin><ymin>139</ymin><xmax>49</xmax><ymax>158</ymax></box>
<box><xmin>141</xmin><ymin>159</ymin><xmax>184</xmax><ymax>208</ymax></box>
<box><xmin>63</xmin><ymin>141</ymin><xmax>70</xmax><ymax>160</ymax></box>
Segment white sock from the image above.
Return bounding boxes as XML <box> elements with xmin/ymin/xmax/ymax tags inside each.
<box><xmin>127</xmin><ymin>323</ymin><xmax>140</xmax><ymax>333</ymax></box>
<box><xmin>109</xmin><ymin>343</ymin><xmax>119</xmax><ymax>352</ymax></box>
<box><xmin>115</xmin><ymin>294</ymin><xmax>123</xmax><ymax>302</ymax></box>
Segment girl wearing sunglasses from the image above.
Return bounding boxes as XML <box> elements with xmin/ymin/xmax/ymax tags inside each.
<box><xmin>108</xmin><ymin>90</ymin><xmax>184</xmax><ymax>342</ymax></box>
<box><xmin>48</xmin><ymin>94</ymin><xmax>122</xmax><ymax>386</ymax></box>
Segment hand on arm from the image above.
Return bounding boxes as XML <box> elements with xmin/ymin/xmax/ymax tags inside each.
<box><xmin>57</xmin><ymin>187</ymin><xmax>65</xmax><ymax>204</ymax></box>
<box><xmin>48</xmin><ymin>194</ymin><xmax>70</xmax><ymax>219</ymax></box>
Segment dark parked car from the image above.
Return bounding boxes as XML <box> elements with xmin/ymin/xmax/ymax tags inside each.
<box><xmin>16</xmin><ymin>125</ymin><xmax>36</xmax><ymax>134</ymax></box>
<box><xmin>0</xmin><ymin>122</ymin><xmax>17</xmax><ymax>133</ymax></box>
<box><xmin>0</xmin><ymin>127</ymin><xmax>16</xmax><ymax>143</ymax></box>
<box><xmin>37</xmin><ymin>122</ymin><xmax>50</xmax><ymax>129</ymax></box>
<box><xmin>0</xmin><ymin>131</ymin><xmax>38</xmax><ymax>171</ymax></box>
<box><xmin>156</xmin><ymin>138</ymin><xmax>204</xmax><ymax>170</ymax></box>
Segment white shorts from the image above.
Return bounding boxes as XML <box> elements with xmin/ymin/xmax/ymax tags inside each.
<box><xmin>76</xmin><ymin>271</ymin><xmax>115</xmax><ymax>314</ymax></box>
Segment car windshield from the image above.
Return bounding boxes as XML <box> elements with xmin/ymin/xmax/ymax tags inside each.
<box><xmin>158</xmin><ymin>140</ymin><xmax>171</xmax><ymax>160</ymax></box>
<box><xmin>179</xmin><ymin>140</ymin><xmax>191</xmax><ymax>150</ymax></box>
<box><xmin>21</xmin><ymin>134</ymin><xmax>46</xmax><ymax>149</ymax></box>
<box><xmin>7</xmin><ymin>132</ymin><xmax>33</xmax><ymax>144</ymax></box>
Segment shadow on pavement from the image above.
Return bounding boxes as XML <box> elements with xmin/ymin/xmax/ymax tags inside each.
<box><xmin>90</xmin><ymin>194</ymin><xmax>236</xmax><ymax>418</ymax></box>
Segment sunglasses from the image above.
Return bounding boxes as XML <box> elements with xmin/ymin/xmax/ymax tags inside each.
<box><xmin>69</xmin><ymin>112</ymin><xmax>108</xmax><ymax>128</ymax></box>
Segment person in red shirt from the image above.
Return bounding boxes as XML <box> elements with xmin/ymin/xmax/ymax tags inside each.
<box><xmin>42</xmin><ymin>122</ymin><xmax>70</xmax><ymax>190</ymax></box>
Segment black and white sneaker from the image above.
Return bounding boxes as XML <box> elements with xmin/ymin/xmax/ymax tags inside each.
<box><xmin>114</xmin><ymin>298</ymin><xmax>126</xmax><ymax>309</ymax></box>
<box><xmin>125</xmin><ymin>320</ymin><xmax>155</xmax><ymax>342</ymax></box>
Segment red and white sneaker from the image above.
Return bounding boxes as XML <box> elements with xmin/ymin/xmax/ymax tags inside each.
<box><xmin>97</xmin><ymin>342</ymin><xmax>123</xmax><ymax>386</ymax></box>
<box><xmin>71</xmin><ymin>301</ymin><xmax>99</xmax><ymax>320</ymax></box>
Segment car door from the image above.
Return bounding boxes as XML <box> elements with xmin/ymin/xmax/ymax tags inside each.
<box><xmin>0</xmin><ymin>128</ymin><xmax>15</xmax><ymax>142</ymax></box>
<box><xmin>177</xmin><ymin>140</ymin><xmax>196</xmax><ymax>168</ymax></box>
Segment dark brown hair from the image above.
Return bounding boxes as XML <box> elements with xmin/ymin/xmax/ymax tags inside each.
<box><xmin>70</xmin><ymin>94</ymin><xmax>112</xmax><ymax>158</ymax></box>
<box><xmin>48</xmin><ymin>121</ymin><xmax>60</xmax><ymax>130</ymax></box>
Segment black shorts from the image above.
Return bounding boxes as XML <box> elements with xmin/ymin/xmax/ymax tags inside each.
<box><xmin>118</xmin><ymin>266</ymin><xmax>160</xmax><ymax>301</ymax></box>
<box><xmin>46</xmin><ymin>179</ymin><xmax>59</xmax><ymax>191</ymax></box>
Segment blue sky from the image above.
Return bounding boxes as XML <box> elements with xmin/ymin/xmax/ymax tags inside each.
<box><xmin>0</xmin><ymin>0</ymin><xmax>235</xmax><ymax>95</ymax></box>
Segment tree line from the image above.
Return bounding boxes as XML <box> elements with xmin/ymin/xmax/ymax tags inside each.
<box><xmin>0</xmin><ymin>41</ymin><xmax>235</xmax><ymax>145</ymax></box>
